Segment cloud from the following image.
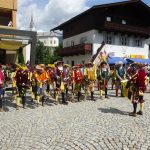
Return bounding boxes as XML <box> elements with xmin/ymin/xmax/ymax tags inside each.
<box><xmin>17</xmin><ymin>0</ymin><xmax>88</xmax><ymax>31</ymax></box>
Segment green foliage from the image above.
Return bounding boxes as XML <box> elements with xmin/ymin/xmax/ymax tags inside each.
<box><xmin>35</xmin><ymin>40</ymin><xmax>62</xmax><ymax>65</ymax></box>
<box><xmin>18</xmin><ymin>47</ymin><xmax>25</xmax><ymax>65</ymax></box>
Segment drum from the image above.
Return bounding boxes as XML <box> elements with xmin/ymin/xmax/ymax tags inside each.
<box><xmin>121</xmin><ymin>80</ymin><xmax>128</xmax><ymax>97</ymax></box>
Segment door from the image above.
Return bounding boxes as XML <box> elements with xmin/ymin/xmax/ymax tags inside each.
<box><xmin>0</xmin><ymin>49</ymin><xmax>6</xmax><ymax>64</ymax></box>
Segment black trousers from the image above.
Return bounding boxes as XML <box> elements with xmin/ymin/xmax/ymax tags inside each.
<box><xmin>0</xmin><ymin>97</ymin><xmax>2</xmax><ymax>109</ymax></box>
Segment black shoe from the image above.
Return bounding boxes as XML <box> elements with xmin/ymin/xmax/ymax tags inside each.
<box><xmin>100</xmin><ymin>96</ymin><xmax>103</xmax><ymax>100</ymax></box>
<box><xmin>62</xmin><ymin>101</ymin><xmax>68</xmax><ymax>105</ymax></box>
<box><xmin>129</xmin><ymin>112</ymin><xmax>137</xmax><ymax>117</ymax></box>
<box><xmin>105</xmin><ymin>95</ymin><xmax>110</xmax><ymax>99</ymax></box>
<box><xmin>137</xmin><ymin>111</ymin><xmax>143</xmax><ymax>115</ymax></box>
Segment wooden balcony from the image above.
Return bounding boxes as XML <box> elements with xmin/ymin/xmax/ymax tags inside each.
<box><xmin>102</xmin><ymin>22</ymin><xmax>150</xmax><ymax>37</ymax></box>
<box><xmin>59</xmin><ymin>43</ymin><xmax>92</xmax><ymax>57</ymax></box>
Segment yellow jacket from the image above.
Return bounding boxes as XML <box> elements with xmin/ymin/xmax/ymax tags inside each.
<box><xmin>84</xmin><ymin>65</ymin><xmax>96</xmax><ymax>81</ymax></box>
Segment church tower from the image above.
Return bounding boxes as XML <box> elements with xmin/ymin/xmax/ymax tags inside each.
<box><xmin>29</xmin><ymin>15</ymin><xmax>36</xmax><ymax>31</ymax></box>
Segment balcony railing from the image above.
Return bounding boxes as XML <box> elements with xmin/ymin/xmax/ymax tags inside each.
<box><xmin>59</xmin><ymin>43</ymin><xmax>92</xmax><ymax>57</ymax></box>
<box><xmin>103</xmin><ymin>21</ymin><xmax>150</xmax><ymax>36</ymax></box>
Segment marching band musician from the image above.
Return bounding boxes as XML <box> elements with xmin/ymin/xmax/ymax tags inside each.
<box><xmin>115</xmin><ymin>61</ymin><xmax>126</xmax><ymax>97</ymax></box>
<box><xmin>45</xmin><ymin>64</ymin><xmax>55</xmax><ymax>97</ymax></box>
<box><xmin>136</xmin><ymin>63</ymin><xmax>147</xmax><ymax>115</ymax></box>
<box><xmin>0</xmin><ymin>65</ymin><xmax>4</xmax><ymax>112</ymax></box>
<box><xmin>63</xmin><ymin>64</ymin><xmax>71</xmax><ymax>97</ymax></box>
<box><xmin>84</xmin><ymin>62</ymin><xmax>96</xmax><ymax>101</ymax></box>
<box><xmin>97</xmin><ymin>61</ymin><xmax>110</xmax><ymax>99</ymax></box>
<box><xmin>34</xmin><ymin>65</ymin><xmax>48</xmax><ymax>107</ymax></box>
<box><xmin>72</xmin><ymin>65</ymin><xmax>83</xmax><ymax>102</ymax></box>
<box><xmin>110</xmin><ymin>65</ymin><xmax>116</xmax><ymax>90</ymax></box>
<box><xmin>11</xmin><ymin>64</ymin><xmax>17</xmax><ymax>102</ymax></box>
<box><xmin>15</xmin><ymin>65</ymin><xmax>29</xmax><ymax>110</ymax></box>
<box><xmin>129</xmin><ymin>63</ymin><xmax>147</xmax><ymax>116</ymax></box>
<box><xmin>54</xmin><ymin>61</ymin><xmax>68</xmax><ymax>105</ymax></box>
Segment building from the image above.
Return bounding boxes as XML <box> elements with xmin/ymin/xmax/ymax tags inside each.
<box><xmin>28</xmin><ymin>15</ymin><xmax>61</xmax><ymax>55</ymax></box>
<box><xmin>0</xmin><ymin>0</ymin><xmax>17</xmax><ymax>27</ymax></box>
<box><xmin>0</xmin><ymin>0</ymin><xmax>37</xmax><ymax>64</ymax></box>
<box><xmin>52</xmin><ymin>0</ymin><xmax>150</xmax><ymax>66</ymax></box>
<box><xmin>37</xmin><ymin>32</ymin><xmax>60</xmax><ymax>55</ymax></box>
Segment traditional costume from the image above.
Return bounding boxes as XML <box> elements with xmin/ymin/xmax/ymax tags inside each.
<box><xmin>97</xmin><ymin>61</ymin><xmax>110</xmax><ymax>99</ymax></box>
<box><xmin>63</xmin><ymin>64</ymin><xmax>71</xmax><ymax>97</ymax></box>
<box><xmin>72</xmin><ymin>65</ymin><xmax>83</xmax><ymax>102</ymax></box>
<box><xmin>0</xmin><ymin>65</ymin><xmax>4</xmax><ymax>112</ymax></box>
<box><xmin>15</xmin><ymin>65</ymin><xmax>29</xmax><ymax>109</ymax></box>
<box><xmin>84</xmin><ymin>62</ymin><xmax>96</xmax><ymax>100</ymax></box>
<box><xmin>115</xmin><ymin>61</ymin><xmax>125</xmax><ymax>97</ymax></box>
<box><xmin>34</xmin><ymin>65</ymin><xmax>48</xmax><ymax>106</ymax></box>
<box><xmin>54</xmin><ymin>61</ymin><xmax>68</xmax><ymax>104</ymax></box>
<box><xmin>46</xmin><ymin>64</ymin><xmax>55</xmax><ymax>97</ymax></box>
<box><xmin>129</xmin><ymin>63</ymin><xmax>147</xmax><ymax>116</ymax></box>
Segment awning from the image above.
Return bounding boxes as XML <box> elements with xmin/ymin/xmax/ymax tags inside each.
<box><xmin>0</xmin><ymin>40</ymin><xmax>26</xmax><ymax>50</ymax></box>
<box><xmin>126</xmin><ymin>58</ymin><xmax>150</xmax><ymax>64</ymax></box>
<box><xmin>108</xmin><ymin>57</ymin><xmax>127</xmax><ymax>64</ymax></box>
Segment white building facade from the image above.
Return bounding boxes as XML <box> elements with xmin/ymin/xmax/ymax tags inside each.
<box><xmin>63</xmin><ymin>29</ymin><xmax>149</xmax><ymax>65</ymax></box>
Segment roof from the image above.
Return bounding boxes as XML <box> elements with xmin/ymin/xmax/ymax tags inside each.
<box><xmin>51</xmin><ymin>0</ymin><xmax>150</xmax><ymax>31</ymax></box>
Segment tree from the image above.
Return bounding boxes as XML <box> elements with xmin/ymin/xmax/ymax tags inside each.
<box><xmin>35</xmin><ymin>41</ymin><xmax>62</xmax><ymax>65</ymax></box>
<box><xmin>49</xmin><ymin>43</ymin><xmax>62</xmax><ymax>64</ymax></box>
<box><xmin>18</xmin><ymin>47</ymin><xmax>25</xmax><ymax>65</ymax></box>
<box><xmin>35</xmin><ymin>41</ymin><xmax>48</xmax><ymax>64</ymax></box>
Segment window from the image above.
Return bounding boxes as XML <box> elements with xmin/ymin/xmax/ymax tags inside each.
<box><xmin>71</xmin><ymin>40</ymin><xmax>74</xmax><ymax>46</ymax></box>
<box><xmin>67</xmin><ymin>61</ymin><xmax>69</xmax><ymax>64</ymax></box>
<box><xmin>106</xmin><ymin>36</ymin><xmax>112</xmax><ymax>44</ymax></box>
<box><xmin>66</xmin><ymin>41</ymin><xmax>69</xmax><ymax>47</ymax></box>
<box><xmin>71</xmin><ymin>61</ymin><xmax>74</xmax><ymax>67</ymax></box>
<box><xmin>134</xmin><ymin>39</ymin><xmax>142</xmax><ymax>47</ymax></box>
<box><xmin>105</xmin><ymin>34</ymin><xmax>114</xmax><ymax>45</ymax></box>
<box><xmin>106</xmin><ymin>17</ymin><xmax>111</xmax><ymax>22</ymax></box>
<box><xmin>44</xmin><ymin>40</ymin><xmax>46</xmax><ymax>44</ymax></box>
<box><xmin>120</xmin><ymin>37</ymin><xmax>129</xmax><ymax>46</ymax></box>
<box><xmin>54</xmin><ymin>40</ymin><xmax>56</xmax><ymax>44</ymax></box>
<box><xmin>122</xmin><ymin>20</ymin><xmax>126</xmax><ymax>25</ymax></box>
<box><xmin>80</xmin><ymin>37</ymin><xmax>87</xmax><ymax>44</ymax></box>
<box><xmin>50</xmin><ymin>40</ymin><xmax>52</xmax><ymax>44</ymax></box>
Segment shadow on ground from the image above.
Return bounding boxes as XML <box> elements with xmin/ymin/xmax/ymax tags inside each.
<box><xmin>98</xmin><ymin>107</ymin><xmax>129</xmax><ymax>116</ymax></box>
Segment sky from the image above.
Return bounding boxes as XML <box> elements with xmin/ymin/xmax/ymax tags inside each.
<box><xmin>17</xmin><ymin>0</ymin><xmax>150</xmax><ymax>32</ymax></box>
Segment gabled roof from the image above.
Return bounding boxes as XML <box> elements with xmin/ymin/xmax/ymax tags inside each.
<box><xmin>51</xmin><ymin>0</ymin><xmax>150</xmax><ymax>31</ymax></box>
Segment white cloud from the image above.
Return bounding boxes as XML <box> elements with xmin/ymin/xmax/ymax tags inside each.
<box><xmin>17</xmin><ymin>0</ymin><xmax>88</xmax><ymax>31</ymax></box>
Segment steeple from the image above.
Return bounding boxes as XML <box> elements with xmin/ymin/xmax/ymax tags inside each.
<box><xmin>29</xmin><ymin>15</ymin><xmax>36</xmax><ymax>31</ymax></box>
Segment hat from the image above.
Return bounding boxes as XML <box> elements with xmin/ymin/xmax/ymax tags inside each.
<box><xmin>100</xmin><ymin>61</ymin><xmax>107</xmax><ymax>66</ymax></box>
<box><xmin>48</xmin><ymin>64</ymin><xmax>55</xmax><ymax>68</ymax></box>
<box><xmin>85</xmin><ymin>62</ymin><xmax>93</xmax><ymax>67</ymax></box>
<box><xmin>39</xmin><ymin>64</ymin><xmax>45</xmax><ymax>68</ymax></box>
<box><xmin>72</xmin><ymin>65</ymin><xmax>79</xmax><ymax>70</ymax></box>
<box><xmin>22</xmin><ymin>66</ymin><xmax>28</xmax><ymax>71</ymax></box>
<box><xmin>36</xmin><ymin>65</ymin><xmax>43</xmax><ymax>70</ymax></box>
<box><xmin>63</xmin><ymin>64</ymin><xmax>70</xmax><ymax>68</ymax></box>
<box><xmin>56</xmin><ymin>61</ymin><xmax>64</xmax><ymax>66</ymax></box>
<box><xmin>116</xmin><ymin>61</ymin><xmax>123</xmax><ymax>65</ymax></box>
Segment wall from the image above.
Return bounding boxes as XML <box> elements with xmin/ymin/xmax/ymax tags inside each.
<box><xmin>0</xmin><ymin>0</ymin><xmax>17</xmax><ymax>10</ymax></box>
<box><xmin>23</xmin><ymin>44</ymin><xmax>31</xmax><ymax>63</ymax></box>
<box><xmin>38</xmin><ymin>36</ymin><xmax>59</xmax><ymax>47</ymax></box>
<box><xmin>63</xmin><ymin>30</ymin><xmax>96</xmax><ymax>47</ymax></box>
<box><xmin>93</xmin><ymin>30</ymin><xmax>149</xmax><ymax>58</ymax></box>
<box><xmin>62</xmin><ymin>29</ymin><xmax>149</xmax><ymax>65</ymax></box>
<box><xmin>63</xmin><ymin>54</ymin><xmax>92</xmax><ymax>66</ymax></box>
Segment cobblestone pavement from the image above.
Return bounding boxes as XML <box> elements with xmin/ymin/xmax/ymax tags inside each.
<box><xmin>0</xmin><ymin>90</ymin><xmax>150</xmax><ymax>150</ymax></box>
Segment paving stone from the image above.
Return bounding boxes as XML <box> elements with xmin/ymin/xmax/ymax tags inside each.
<box><xmin>0</xmin><ymin>90</ymin><xmax>150</xmax><ymax>149</ymax></box>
